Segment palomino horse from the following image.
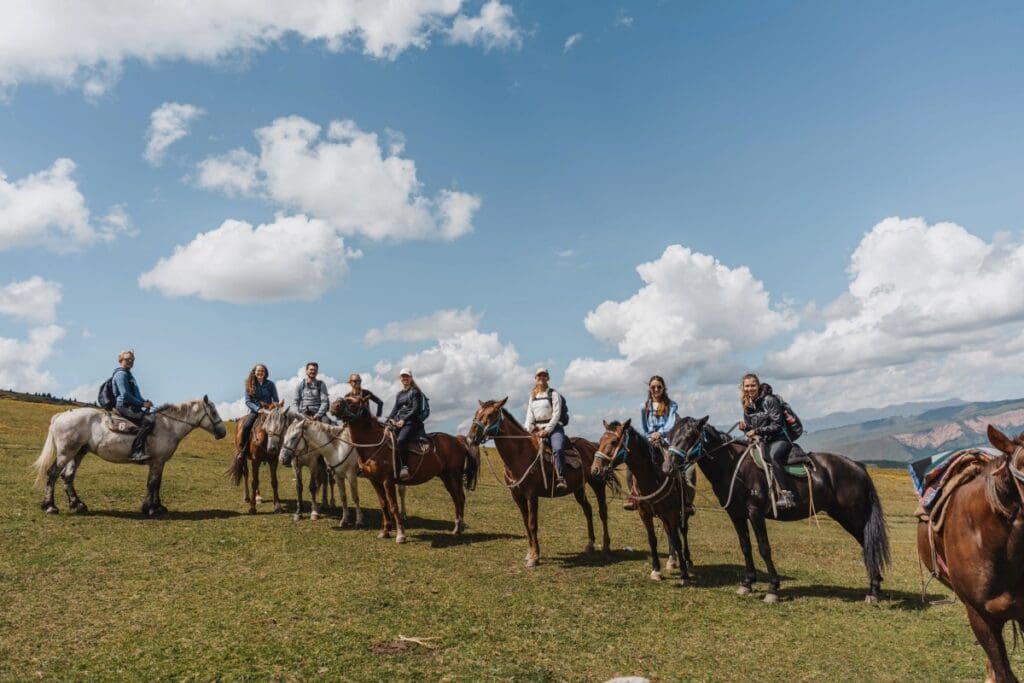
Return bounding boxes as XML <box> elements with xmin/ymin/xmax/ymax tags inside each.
<box><xmin>33</xmin><ymin>397</ymin><xmax>227</xmax><ymax>516</ymax></box>
<box><xmin>593</xmin><ymin>419</ymin><xmax>692</xmax><ymax>584</ymax></box>
<box><xmin>669</xmin><ymin>416</ymin><xmax>890</xmax><ymax>603</ymax></box>
<box><xmin>467</xmin><ymin>398</ymin><xmax>611</xmax><ymax>567</ymax></box>
<box><xmin>278</xmin><ymin>418</ymin><xmax>364</xmax><ymax>526</ymax></box>
<box><xmin>228</xmin><ymin>401</ymin><xmax>288</xmax><ymax>514</ymax></box>
<box><xmin>331</xmin><ymin>397</ymin><xmax>477</xmax><ymax>543</ymax></box>
<box><xmin>918</xmin><ymin>425</ymin><xmax>1024</xmax><ymax>683</ymax></box>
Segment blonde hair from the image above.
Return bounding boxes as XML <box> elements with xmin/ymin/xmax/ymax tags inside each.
<box><xmin>740</xmin><ymin>372</ymin><xmax>761</xmax><ymax>410</ymax></box>
<box><xmin>117</xmin><ymin>349</ymin><xmax>135</xmax><ymax>363</ymax></box>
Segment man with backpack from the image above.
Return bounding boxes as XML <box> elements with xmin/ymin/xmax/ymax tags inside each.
<box><xmin>525</xmin><ymin>368</ymin><xmax>570</xmax><ymax>490</ymax></box>
<box><xmin>281</xmin><ymin>361</ymin><xmax>330</xmax><ymax>467</ymax></box>
<box><xmin>106</xmin><ymin>350</ymin><xmax>154</xmax><ymax>462</ymax></box>
<box><xmin>387</xmin><ymin>368</ymin><xmax>429</xmax><ymax>481</ymax></box>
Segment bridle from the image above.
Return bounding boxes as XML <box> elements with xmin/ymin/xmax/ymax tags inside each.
<box><xmin>593</xmin><ymin>428</ymin><xmax>630</xmax><ymax>469</ymax></box>
<box><xmin>668</xmin><ymin>422</ymin><xmax>741</xmax><ymax>465</ymax></box>
<box><xmin>1005</xmin><ymin>445</ymin><xmax>1024</xmax><ymax>502</ymax></box>
<box><xmin>156</xmin><ymin>399</ymin><xmax>224</xmax><ymax>433</ymax></box>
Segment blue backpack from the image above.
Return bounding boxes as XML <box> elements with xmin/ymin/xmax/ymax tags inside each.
<box><xmin>418</xmin><ymin>392</ymin><xmax>431</xmax><ymax>422</ymax></box>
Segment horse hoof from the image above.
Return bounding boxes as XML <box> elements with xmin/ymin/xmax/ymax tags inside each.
<box><xmin>584</xmin><ymin>542</ymin><xmax>595</xmax><ymax>554</ymax></box>
<box><xmin>71</xmin><ymin>503</ymin><xmax>89</xmax><ymax>515</ymax></box>
<box><xmin>255</xmin><ymin>495</ymin><xmax>263</xmax><ymax>504</ymax></box>
<box><xmin>248</xmin><ymin>507</ymin><xmax>257</xmax><ymax>515</ymax></box>
<box><xmin>273</xmin><ymin>505</ymin><xmax>284</xmax><ymax>514</ymax></box>
<box><xmin>650</xmin><ymin>570</ymin><xmax>663</xmax><ymax>581</ymax></box>
<box><xmin>666</xmin><ymin>557</ymin><xmax>678</xmax><ymax>570</ymax></box>
<box><xmin>396</xmin><ymin>534</ymin><xmax>407</xmax><ymax>544</ymax></box>
<box><xmin>310</xmin><ymin>512</ymin><xmax>320</xmax><ymax>521</ymax></box>
<box><xmin>764</xmin><ymin>593</ymin><xmax>779</xmax><ymax>604</ymax></box>
<box><xmin>44</xmin><ymin>505</ymin><xmax>59</xmax><ymax>515</ymax></box>
<box><xmin>293</xmin><ymin>514</ymin><xmax>303</xmax><ymax>522</ymax></box>
<box><xmin>452</xmin><ymin>520</ymin><xmax>465</xmax><ymax>535</ymax></box>
<box><xmin>679</xmin><ymin>578</ymin><xmax>689</xmax><ymax>587</ymax></box>
<box><xmin>339</xmin><ymin>518</ymin><xmax>351</xmax><ymax>528</ymax></box>
<box><xmin>378</xmin><ymin>531</ymin><xmax>389</xmax><ymax>539</ymax></box>
<box><xmin>865</xmin><ymin>595</ymin><xmax>879</xmax><ymax>606</ymax></box>
<box><xmin>525</xmin><ymin>558</ymin><xmax>539</xmax><ymax>568</ymax></box>
<box><xmin>737</xmin><ymin>585</ymin><xmax>752</xmax><ymax>596</ymax></box>
<box><xmin>355</xmin><ymin>519</ymin><xmax>365</xmax><ymax>528</ymax></box>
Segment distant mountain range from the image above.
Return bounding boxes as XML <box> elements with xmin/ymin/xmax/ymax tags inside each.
<box><xmin>800</xmin><ymin>397</ymin><xmax>1024</xmax><ymax>464</ymax></box>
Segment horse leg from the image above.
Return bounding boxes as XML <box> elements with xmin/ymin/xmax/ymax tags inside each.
<box><xmin>749</xmin><ymin>510</ymin><xmax>781</xmax><ymax>603</ymax></box>
<box><xmin>269</xmin><ymin>460</ymin><xmax>284</xmax><ymax>513</ymax></box>
<box><xmin>641</xmin><ymin>506</ymin><xmax>662</xmax><ymax>580</ymax></box>
<box><xmin>384</xmin><ymin>479</ymin><xmax>406</xmax><ymax>544</ymax></box>
<box><xmin>61</xmin><ymin>447</ymin><xmax>89</xmax><ymax>514</ymax></box>
<box><xmin>370</xmin><ymin>480</ymin><xmax>391</xmax><ymax>538</ymax></box>
<box><xmin>42</xmin><ymin>448</ymin><xmax>76</xmax><ymax>514</ymax></box>
<box><xmin>293</xmin><ymin>465</ymin><xmax>305</xmax><ymax>521</ymax></box>
<box><xmin>669</xmin><ymin>520</ymin><xmax>690</xmax><ymax>585</ymax></box>
<box><xmin>351</xmin><ymin>471</ymin><xmax>364</xmax><ymax>527</ymax></box>
<box><xmin>829</xmin><ymin>507</ymin><xmax>882</xmax><ymax>604</ymax></box>
<box><xmin>512</xmin><ymin>493</ymin><xmax>533</xmax><ymax>567</ymax></box>
<box><xmin>336</xmin><ymin>468</ymin><xmax>350</xmax><ymax>528</ymax></box>
<box><xmin>590</xmin><ymin>478</ymin><xmax>611</xmax><ymax>554</ymax></box>
<box><xmin>249</xmin><ymin>459</ymin><xmax>261</xmax><ymax>514</ymax></box>
<box><xmin>573</xmin><ymin>488</ymin><xmax>596</xmax><ymax>554</ymax></box>
<box><xmin>309</xmin><ymin>464</ymin><xmax>321</xmax><ymax>521</ymax></box>
<box><xmin>526</xmin><ymin>495</ymin><xmax>541</xmax><ymax>566</ymax></box>
<box><xmin>729</xmin><ymin>513</ymin><xmax>757</xmax><ymax>595</ymax></box>
<box><xmin>440</xmin><ymin>469</ymin><xmax>466</xmax><ymax>535</ymax></box>
<box><xmin>962</xmin><ymin>603</ymin><xmax>1016</xmax><ymax>683</ymax></box>
<box><xmin>399</xmin><ymin>484</ymin><xmax>407</xmax><ymax>522</ymax></box>
<box><xmin>142</xmin><ymin>460</ymin><xmax>168</xmax><ymax>517</ymax></box>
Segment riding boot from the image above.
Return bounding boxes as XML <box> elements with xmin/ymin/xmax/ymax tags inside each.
<box><xmin>398</xmin><ymin>449</ymin><xmax>410</xmax><ymax>481</ymax></box>
<box><xmin>129</xmin><ymin>429</ymin><xmax>150</xmax><ymax>462</ymax></box>
<box><xmin>770</xmin><ymin>460</ymin><xmax>795</xmax><ymax>508</ymax></box>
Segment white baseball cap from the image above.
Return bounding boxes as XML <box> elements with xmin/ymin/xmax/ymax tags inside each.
<box><xmin>535</xmin><ymin>367</ymin><xmax>549</xmax><ymax>377</ymax></box>
<box><xmin>399</xmin><ymin>368</ymin><xmax>413</xmax><ymax>377</ymax></box>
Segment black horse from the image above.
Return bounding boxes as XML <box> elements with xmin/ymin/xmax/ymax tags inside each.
<box><xmin>667</xmin><ymin>416</ymin><xmax>890</xmax><ymax>603</ymax></box>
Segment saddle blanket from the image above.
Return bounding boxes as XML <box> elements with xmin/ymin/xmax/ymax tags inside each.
<box><xmin>909</xmin><ymin>447</ymin><xmax>1000</xmax><ymax>512</ymax></box>
<box><xmin>104</xmin><ymin>414</ymin><xmax>139</xmax><ymax>435</ymax></box>
<box><xmin>542</xmin><ymin>447</ymin><xmax>582</xmax><ymax>470</ymax></box>
<box><xmin>750</xmin><ymin>446</ymin><xmax>812</xmax><ymax>478</ymax></box>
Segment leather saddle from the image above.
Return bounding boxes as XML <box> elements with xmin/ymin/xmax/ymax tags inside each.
<box><xmin>104</xmin><ymin>413</ymin><xmax>140</xmax><ymax>435</ymax></box>
<box><xmin>407</xmin><ymin>433</ymin><xmax>436</xmax><ymax>459</ymax></box>
<box><xmin>751</xmin><ymin>442</ymin><xmax>814</xmax><ymax>478</ymax></box>
<box><xmin>541</xmin><ymin>444</ymin><xmax>582</xmax><ymax>469</ymax></box>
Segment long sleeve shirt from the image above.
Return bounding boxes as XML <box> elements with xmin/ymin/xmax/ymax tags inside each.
<box><xmin>525</xmin><ymin>388</ymin><xmax>563</xmax><ymax>433</ymax></box>
<box><xmin>112</xmin><ymin>368</ymin><xmax>146</xmax><ymax>410</ymax></box>
<box><xmin>293</xmin><ymin>379</ymin><xmax>329</xmax><ymax>418</ymax></box>
<box><xmin>244</xmin><ymin>380</ymin><xmax>279</xmax><ymax>414</ymax></box>
<box><xmin>389</xmin><ymin>387</ymin><xmax>423</xmax><ymax>423</ymax></box>
<box><xmin>347</xmin><ymin>389</ymin><xmax>383</xmax><ymax>418</ymax></box>
<box><xmin>641</xmin><ymin>400</ymin><xmax>679</xmax><ymax>440</ymax></box>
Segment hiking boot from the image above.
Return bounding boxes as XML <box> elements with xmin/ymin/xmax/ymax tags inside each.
<box><xmin>777</xmin><ymin>490</ymin><xmax>796</xmax><ymax>510</ymax></box>
<box><xmin>128</xmin><ymin>450</ymin><xmax>149</xmax><ymax>463</ymax></box>
<box><xmin>623</xmin><ymin>497</ymin><xmax>637</xmax><ymax>511</ymax></box>
<box><xmin>555</xmin><ymin>476</ymin><xmax>568</xmax><ymax>490</ymax></box>
<box><xmin>399</xmin><ymin>466</ymin><xmax>410</xmax><ymax>481</ymax></box>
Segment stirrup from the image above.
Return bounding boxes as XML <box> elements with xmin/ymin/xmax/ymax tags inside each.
<box><xmin>129</xmin><ymin>450</ymin><xmax>150</xmax><ymax>463</ymax></box>
<box><xmin>776</xmin><ymin>491</ymin><xmax>796</xmax><ymax>509</ymax></box>
<box><xmin>555</xmin><ymin>476</ymin><xmax>568</xmax><ymax>489</ymax></box>
<box><xmin>399</xmin><ymin>466</ymin><xmax>410</xmax><ymax>481</ymax></box>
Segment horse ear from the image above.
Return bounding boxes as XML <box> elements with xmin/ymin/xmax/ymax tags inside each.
<box><xmin>988</xmin><ymin>424</ymin><xmax>1016</xmax><ymax>454</ymax></box>
<box><xmin>203</xmin><ymin>394</ymin><xmax>209</xmax><ymax>403</ymax></box>
<box><xmin>497</xmin><ymin>396</ymin><xmax>508</xmax><ymax>408</ymax></box>
<box><xmin>623</xmin><ymin>418</ymin><xmax>632</xmax><ymax>431</ymax></box>
<box><xmin>602</xmin><ymin>419</ymin><xmax>609</xmax><ymax>429</ymax></box>
<box><xmin>698</xmin><ymin>415</ymin><xmax>709</xmax><ymax>427</ymax></box>
<box><xmin>479</xmin><ymin>399</ymin><xmax>485</xmax><ymax>407</ymax></box>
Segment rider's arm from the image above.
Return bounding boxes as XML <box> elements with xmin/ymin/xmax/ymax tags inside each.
<box><xmin>316</xmin><ymin>381</ymin><xmax>329</xmax><ymax>419</ymax></box>
<box><xmin>268</xmin><ymin>381</ymin><xmax>279</xmax><ymax>405</ymax></box>
<box><xmin>541</xmin><ymin>391</ymin><xmax>561</xmax><ymax>433</ymax></box>
<box><xmin>524</xmin><ymin>397</ymin><xmax>536</xmax><ymax>432</ymax></box>
<box><xmin>367</xmin><ymin>391</ymin><xmax>384</xmax><ymax>417</ymax></box>
<box><xmin>658</xmin><ymin>401</ymin><xmax>680</xmax><ymax>439</ymax></box>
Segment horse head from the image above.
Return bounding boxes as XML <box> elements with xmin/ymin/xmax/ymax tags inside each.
<box><xmin>592</xmin><ymin>419</ymin><xmax>631</xmax><ymax>478</ymax></box>
<box><xmin>203</xmin><ymin>395</ymin><xmax>228</xmax><ymax>440</ymax></box>
<box><xmin>467</xmin><ymin>397</ymin><xmax>507</xmax><ymax>446</ymax></box>
<box><xmin>667</xmin><ymin>415</ymin><xmax>710</xmax><ymax>463</ymax></box>
<box><xmin>260</xmin><ymin>401</ymin><xmax>290</xmax><ymax>452</ymax></box>
<box><xmin>330</xmin><ymin>396</ymin><xmax>365</xmax><ymax>423</ymax></box>
<box><xmin>279</xmin><ymin>417</ymin><xmax>307</xmax><ymax>466</ymax></box>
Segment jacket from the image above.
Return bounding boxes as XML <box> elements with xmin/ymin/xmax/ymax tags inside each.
<box><xmin>245</xmin><ymin>380</ymin><xmax>279</xmax><ymax>414</ymax></box>
<box><xmin>525</xmin><ymin>388</ymin><xmax>564</xmax><ymax>433</ymax></box>
<box><xmin>641</xmin><ymin>400</ymin><xmax>679</xmax><ymax>439</ymax></box>
<box><xmin>389</xmin><ymin>387</ymin><xmax>423</xmax><ymax>423</ymax></box>
<box><xmin>743</xmin><ymin>385</ymin><xmax>785</xmax><ymax>440</ymax></box>
<box><xmin>112</xmin><ymin>368</ymin><xmax>146</xmax><ymax>411</ymax></box>
<box><xmin>293</xmin><ymin>379</ymin><xmax>329</xmax><ymax>418</ymax></box>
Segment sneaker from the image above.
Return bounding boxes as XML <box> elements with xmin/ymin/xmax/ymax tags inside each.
<box><xmin>555</xmin><ymin>477</ymin><xmax>568</xmax><ymax>490</ymax></box>
<box><xmin>399</xmin><ymin>466</ymin><xmax>410</xmax><ymax>481</ymax></box>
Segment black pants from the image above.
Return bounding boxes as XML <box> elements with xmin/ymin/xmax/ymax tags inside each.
<box><xmin>117</xmin><ymin>407</ymin><xmax>155</xmax><ymax>455</ymax></box>
<box><xmin>238</xmin><ymin>412</ymin><xmax>258</xmax><ymax>455</ymax></box>
<box><xmin>766</xmin><ymin>438</ymin><xmax>792</xmax><ymax>490</ymax></box>
<box><xmin>396</xmin><ymin>421</ymin><xmax>423</xmax><ymax>469</ymax></box>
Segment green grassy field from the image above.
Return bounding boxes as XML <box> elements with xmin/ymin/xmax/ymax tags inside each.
<box><xmin>0</xmin><ymin>398</ymin><xmax>996</xmax><ymax>681</ymax></box>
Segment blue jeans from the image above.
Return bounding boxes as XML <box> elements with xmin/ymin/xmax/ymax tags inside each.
<box><xmin>396</xmin><ymin>420</ymin><xmax>423</xmax><ymax>468</ymax></box>
<box><xmin>766</xmin><ymin>437</ymin><xmax>792</xmax><ymax>489</ymax></box>
<box><xmin>238</xmin><ymin>412</ymin><xmax>258</xmax><ymax>454</ymax></box>
<box><xmin>545</xmin><ymin>425</ymin><xmax>568</xmax><ymax>478</ymax></box>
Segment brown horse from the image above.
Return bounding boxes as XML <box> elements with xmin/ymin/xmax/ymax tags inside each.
<box><xmin>669</xmin><ymin>416</ymin><xmax>890</xmax><ymax>603</ymax></box>
<box><xmin>228</xmin><ymin>401</ymin><xmax>287</xmax><ymax>514</ymax></box>
<box><xmin>330</xmin><ymin>397</ymin><xmax>477</xmax><ymax>544</ymax></box>
<box><xmin>917</xmin><ymin>425</ymin><xmax>1024</xmax><ymax>683</ymax></box>
<box><xmin>593</xmin><ymin>419</ymin><xmax>692</xmax><ymax>584</ymax></box>
<box><xmin>467</xmin><ymin>398</ymin><xmax>611</xmax><ymax>567</ymax></box>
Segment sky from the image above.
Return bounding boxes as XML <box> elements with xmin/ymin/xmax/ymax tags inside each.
<box><xmin>3</xmin><ymin>1</ymin><xmax>1024</xmax><ymax>435</ymax></box>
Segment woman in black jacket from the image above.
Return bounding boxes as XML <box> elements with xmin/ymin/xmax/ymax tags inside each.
<box><xmin>388</xmin><ymin>368</ymin><xmax>424</xmax><ymax>481</ymax></box>
<box><xmin>738</xmin><ymin>373</ymin><xmax>795</xmax><ymax>509</ymax></box>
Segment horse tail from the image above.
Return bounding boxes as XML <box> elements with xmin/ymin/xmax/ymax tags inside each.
<box><xmin>456</xmin><ymin>435</ymin><xmax>479</xmax><ymax>491</ymax></box>
<box><xmin>226</xmin><ymin>453</ymin><xmax>247</xmax><ymax>486</ymax></box>
<box><xmin>862</xmin><ymin>472</ymin><xmax>891</xmax><ymax>578</ymax></box>
<box><xmin>33</xmin><ymin>416</ymin><xmax>60</xmax><ymax>488</ymax></box>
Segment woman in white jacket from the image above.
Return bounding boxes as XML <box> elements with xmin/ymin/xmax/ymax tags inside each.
<box><xmin>524</xmin><ymin>368</ymin><xmax>569</xmax><ymax>490</ymax></box>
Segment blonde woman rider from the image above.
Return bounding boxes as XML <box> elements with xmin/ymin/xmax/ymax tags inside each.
<box><xmin>525</xmin><ymin>368</ymin><xmax>569</xmax><ymax>490</ymax></box>
<box><xmin>738</xmin><ymin>372</ymin><xmax>795</xmax><ymax>509</ymax></box>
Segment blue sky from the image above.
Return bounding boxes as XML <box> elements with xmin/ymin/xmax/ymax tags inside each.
<box><xmin>3</xmin><ymin>1</ymin><xmax>1024</xmax><ymax>432</ymax></box>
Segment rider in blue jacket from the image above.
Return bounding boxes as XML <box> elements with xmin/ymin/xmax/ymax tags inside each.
<box><xmin>112</xmin><ymin>350</ymin><xmax>154</xmax><ymax>462</ymax></box>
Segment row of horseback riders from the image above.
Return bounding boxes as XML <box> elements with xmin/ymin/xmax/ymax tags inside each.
<box><xmin>101</xmin><ymin>352</ymin><xmax>804</xmax><ymax>505</ymax></box>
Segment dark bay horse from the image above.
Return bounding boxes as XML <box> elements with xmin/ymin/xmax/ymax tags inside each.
<box><xmin>331</xmin><ymin>397</ymin><xmax>477</xmax><ymax>543</ymax></box>
<box><xmin>668</xmin><ymin>416</ymin><xmax>890</xmax><ymax>603</ymax></box>
<box><xmin>918</xmin><ymin>425</ymin><xmax>1024</xmax><ymax>683</ymax></box>
<box><xmin>593</xmin><ymin>419</ymin><xmax>692</xmax><ymax>584</ymax></box>
<box><xmin>467</xmin><ymin>398</ymin><xmax>611</xmax><ymax>567</ymax></box>
<box><xmin>228</xmin><ymin>401</ymin><xmax>287</xmax><ymax>514</ymax></box>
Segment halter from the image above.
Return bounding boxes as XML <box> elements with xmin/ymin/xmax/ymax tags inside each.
<box><xmin>1006</xmin><ymin>445</ymin><xmax>1024</xmax><ymax>502</ymax></box>
<box><xmin>594</xmin><ymin>428</ymin><xmax>630</xmax><ymax>466</ymax></box>
<box><xmin>668</xmin><ymin>421</ymin><xmax>740</xmax><ymax>464</ymax></box>
<box><xmin>156</xmin><ymin>399</ymin><xmax>223</xmax><ymax>433</ymax></box>
<box><xmin>472</xmin><ymin>409</ymin><xmax>504</xmax><ymax>441</ymax></box>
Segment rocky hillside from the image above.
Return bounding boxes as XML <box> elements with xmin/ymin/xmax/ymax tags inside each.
<box><xmin>800</xmin><ymin>398</ymin><xmax>1024</xmax><ymax>464</ymax></box>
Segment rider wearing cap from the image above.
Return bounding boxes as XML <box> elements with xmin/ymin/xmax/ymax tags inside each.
<box><xmin>388</xmin><ymin>368</ymin><xmax>425</xmax><ymax>482</ymax></box>
<box><xmin>525</xmin><ymin>368</ymin><xmax>569</xmax><ymax>490</ymax></box>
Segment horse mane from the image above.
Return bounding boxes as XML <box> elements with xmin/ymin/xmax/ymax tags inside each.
<box><xmin>985</xmin><ymin>455</ymin><xmax>1018</xmax><ymax>519</ymax></box>
<box><xmin>497</xmin><ymin>405</ymin><xmax>528</xmax><ymax>433</ymax></box>
<box><xmin>301</xmin><ymin>418</ymin><xmax>346</xmax><ymax>437</ymax></box>
<box><xmin>152</xmin><ymin>400</ymin><xmax>197</xmax><ymax>415</ymax></box>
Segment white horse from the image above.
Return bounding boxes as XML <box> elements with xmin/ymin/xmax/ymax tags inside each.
<box><xmin>33</xmin><ymin>396</ymin><xmax>227</xmax><ymax>516</ymax></box>
<box><xmin>279</xmin><ymin>418</ymin><xmax>407</xmax><ymax>527</ymax></box>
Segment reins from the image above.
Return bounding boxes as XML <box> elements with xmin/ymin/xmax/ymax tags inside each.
<box><xmin>153</xmin><ymin>400</ymin><xmax>223</xmax><ymax>433</ymax></box>
<box><xmin>473</xmin><ymin>409</ymin><xmax>551</xmax><ymax>489</ymax></box>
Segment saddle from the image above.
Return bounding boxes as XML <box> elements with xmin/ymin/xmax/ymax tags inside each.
<box><xmin>912</xmin><ymin>448</ymin><xmax>999</xmax><ymax>532</ymax></box>
<box><xmin>541</xmin><ymin>444</ymin><xmax>582</xmax><ymax>470</ymax></box>
<box><xmin>406</xmin><ymin>433</ymin><xmax>436</xmax><ymax>459</ymax></box>
<box><xmin>104</xmin><ymin>413</ymin><xmax>140</xmax><ymax>435</ymax></box>
<box><xmin>750</xmin><ymin>444</ymin><xmax>814</xmax><ymax>478</ymax></box>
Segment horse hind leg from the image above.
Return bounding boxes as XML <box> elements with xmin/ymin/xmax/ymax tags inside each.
<box><xmin>440</xmin><ymin>470</ymin><xmax>466</xmax><ymax>535</ymax></box>
<box><xmin>142</xmin><ymin>461</ymin><xmax>168</xmax><ymax>517</ymax></box>
<box><xmin>248</xmin><ymin>459</ymin><xmax>261</xmax><ymax>514</ymax></box>
<box><xmin>963</xmin><ymin>604</ymin><xmax>1015</xmax><ymax>683</ymax></box>
<box><xmin>749</xmin><ymin>511</ymin><xmax>781</xmax><ymax>603</ymax></box>
<box><xmin>61</xmin><ymin>447</ymin><xmax>89</xmax><ymax>514</ymax></box>
<box><xmin>336</xmin><ymin>469</ymin><xmax>350</xmax><ymax>528</ymax></box>
<box><xmin>269</xmin><ymin>460</ymin><xmax>284</xmax><ymax>513</ymax></box>
<box><xmin>573</xmin><ymin>488</ymin><xmax>596</xmax><ymax>553</ymax></box>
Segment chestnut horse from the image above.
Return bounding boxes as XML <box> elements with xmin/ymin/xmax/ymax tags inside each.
<box><xmin>669</xmin><ymin>416</ymin><xmax>890</xmax><ymax>603</ymax></box>
<box><xmin>917</xmin><ymin>425</ymin><xmax>1024</xmax><ymax>683</ymax></box>
<box><xmin>228</xmin><ymin>401</ymin><xmax>289</xmax><ymax>514</ymax></box>
<box><xmin>330</xmin><ymin>397</ymin><xmax>477</xmax><ymax>544</ymax></box>
<box><xmin>467</xmin><ymin>398</ymin><xmax>611</xmax><ymax>567</ymax></box>
<box><xmin>592</xmin><ymin>419</ymin><xmax>692</xmax><ymax>584</ymax></box>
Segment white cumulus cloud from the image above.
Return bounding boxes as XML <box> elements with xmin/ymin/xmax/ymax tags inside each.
<box><xmin>0</xmin><ymin>159</ymin><xmax>132</xmax><ymax>252</ymax></box>
<box><xmin>197</xmin><ymin>115</ymin><xmax>481</xmax><ymax>241</ymax></box>
<box><xmin>0</xmin><ymin>325</ymin><xmax>65</xmax><ymax>393</ymax></box>
<box><xmin>138</xmin><ymin>214</ymin><xmax>358</xmax><ymax>303</ymax></box>
<box><xmin>365</xmin><ymin>307</ymin><xmax>482</xmax><ymax>346</ymax></box>
<box><xmin>0</xmin><ymin>2</ymin><xmax>523</xmax><ymax>96</ymax></box>
<box><xmin>564</xmin><ymin>244</ymin><xmax>797</xmax><ymax>397</ymax></box>
<box><xmin>0</xmin><ymin>277</ymin><xmax>61</xmax><ymax>324</ymax></box>
<box><xmin>144</xmin><ymin>102</ymin><xmax>204</xmax><ymax>165</ymax></box>
<box><xmin>563</xmin><ymin>33</ymin><xmax>583</xmax><ymax>53</ymax></box>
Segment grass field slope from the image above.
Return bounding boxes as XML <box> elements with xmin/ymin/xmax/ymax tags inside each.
<box><xmin>0</xmin><ymin>397</ymin><xmax>1001</xmax><ymax>680</ymax></box>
